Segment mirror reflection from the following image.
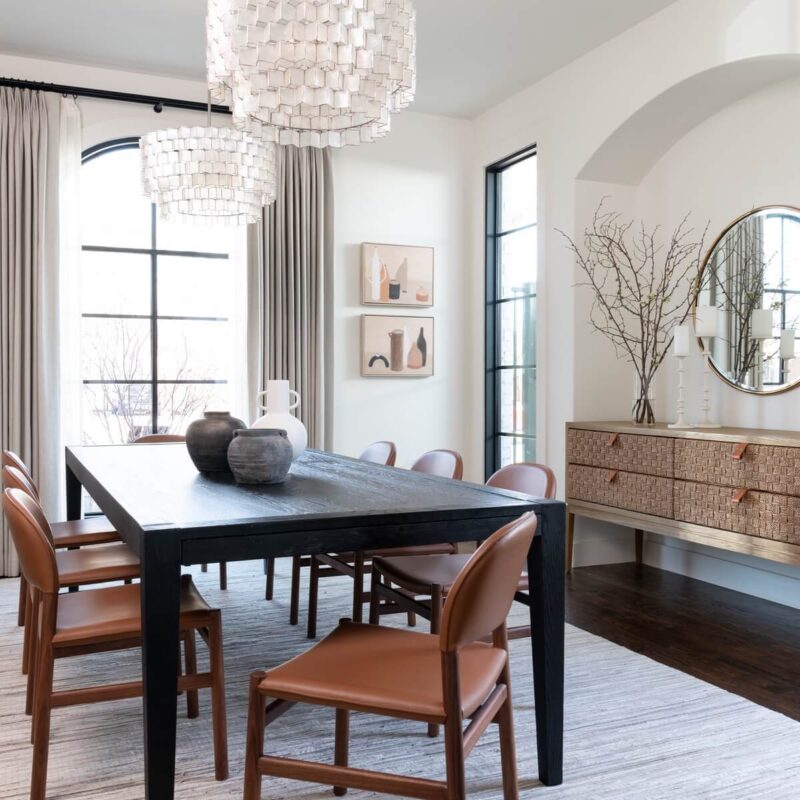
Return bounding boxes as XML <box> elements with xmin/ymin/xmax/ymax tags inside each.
<box><xmin>698</xmin><ymin>206</ymin><xmax>800</xmax><ymax>393</ymax></box>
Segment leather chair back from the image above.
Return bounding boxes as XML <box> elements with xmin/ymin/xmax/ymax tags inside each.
<box><xmin>439</xmin><ymin>512</ymin><xmax>537</xmax><ymax>652</ymax></box>
<box><xmin>2</xmin><ymin>488</ymin><xmax>59</xmax><ymax>594</ymax></box>
<box><xmin>2</xmin><ymin>467</ymin><xmax>55</xmax><ymax>546</ymax></box>
<box><xmin>487</xmin><ymin>462</ymin><xmax>556</xmax><ymax>499</ymax></box>
<box><xmin>133</xmin><ymin>434</ymin><xmax>186</xmax><ymax>443</ymax></box>
<box><xmin>358</xmin><ymin>441</ymin><xmax>397</xmax><ymax>467</ymax></box>
<box><xmin>411</xmin><ymin>449</ymin><xmax>464</xmax><ymax>480</ymax></box>
<box><xmin>1</xmin><ymin>450</ymin><xmax>39</xmax><ymax>499</ymax></box>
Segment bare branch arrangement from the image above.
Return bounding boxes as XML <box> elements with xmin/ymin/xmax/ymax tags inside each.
<box><xmin>561</xmin><ymin>200</ymin><xmax>709</xmax><ymax>424</ymax></box>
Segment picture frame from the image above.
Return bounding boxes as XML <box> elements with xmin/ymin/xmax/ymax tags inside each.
<box><xmin>360</xmin><ymin>315</ymin><xmax>434</xmax><ymax>378</ymax></box>
<box><xmin>360</xmin><ymin>242</ymin><xmax>434</xmax><ymax>308</ymax></box>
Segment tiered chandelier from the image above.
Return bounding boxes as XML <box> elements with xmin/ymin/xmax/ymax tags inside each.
<box><xmin>207</xmin><ymin>0</ymin><xmax>417</xmax><ymax>148</ymax></box>
<box><xmin>140</xmin><ymin>119</ymin><xmax>276</xmax><ymax>225</ymax></box>
<box><xmin>142</xmin><ymin>0</ymin><xmax>415</xmax><ymax>223</ymax></box>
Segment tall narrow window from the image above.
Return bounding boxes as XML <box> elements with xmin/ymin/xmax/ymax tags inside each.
<box><xmin>485</xmin><ymin>147</ymin><xmax>537</xmax><ymax>477</ymax></box>
<box><xmin>79</xmin><ymin>139</ymin><xmax>248</xmax><ymax>444</ymax></box>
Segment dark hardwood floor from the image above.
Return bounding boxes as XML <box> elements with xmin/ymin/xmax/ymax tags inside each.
<box><xmin>565</xmin><ymin>563</ymin><xmax>800</xmax><ymax>721</ymax></box>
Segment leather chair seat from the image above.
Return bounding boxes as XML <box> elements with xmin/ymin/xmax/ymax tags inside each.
<box><xmin>375</xmin><ymin>553</ymin><xmax>529</xmax><ymax>594</ymax></box>
<box><xmin>55</xmin><ymin>542</ymin><xmax>140</xmax><ymax>587</ymax></box>
<box><xmin>54</xmin><ymin>575</ymin><xmax>214</xmax><ymax>647</ymax></box>
<box><xmin>51</xmin><ymin>516</ymin><xmax>120</xmax><ymax>548</ymax></box>
<box><xmin>259</xmin><ymin>620</ymin><xmax>507</xmax><ymax>724</ymax></box>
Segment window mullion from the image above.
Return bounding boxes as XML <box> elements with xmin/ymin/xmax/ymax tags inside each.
<box><xmin>150</xmin><ymin>204</ymin><xmax>158</xmax><ymax>435</ymax></box>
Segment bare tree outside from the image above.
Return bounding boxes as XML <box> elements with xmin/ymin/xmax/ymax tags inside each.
<box><xmin>82</xmin><ymin>319</ymin><xmax>213</xmax><ymax>444</ymax></box>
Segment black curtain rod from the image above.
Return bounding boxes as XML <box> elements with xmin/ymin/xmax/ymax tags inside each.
<box><xmin>0</xmin><ymin>76</ymin><xmax>231</xmax><ymax>115</ymax></box>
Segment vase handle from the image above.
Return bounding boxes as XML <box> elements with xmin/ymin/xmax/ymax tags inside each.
<box><xmin>256</xmin><ymin>389</ymin><xmax>300</xmax><ymax>411</ymax></box>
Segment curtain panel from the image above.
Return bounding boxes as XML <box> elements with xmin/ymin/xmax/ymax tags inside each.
<box><xmin>0</xmin><ymin>88</ymin><xmax>80</xmax><ymax>575</ymax></box>
<box><xmin>247</xmin><ymin>145</ymin><xmax>333</xmax><ymax>449</ymax></box>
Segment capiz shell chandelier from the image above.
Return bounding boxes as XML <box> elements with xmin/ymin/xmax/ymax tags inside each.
<box><xmin>140</xmin><ymin>125</ymin><xmax>276</xmax><ymax>225</ymax></box>
<box><xmin>207</xmin><ymin>0</ymin><xmax>416</xmax><ymax>148</ymax></box>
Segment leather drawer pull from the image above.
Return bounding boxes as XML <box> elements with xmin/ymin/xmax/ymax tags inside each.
<box><xmin>607</xmin><ymin>469</ymin><xmax>619</xmax><ymax>483</ymax></box>
<box><xmin>732</xmin><ymin>442</ymin><xmax>748</xmax><ymax>461</ymax></box>
<box><xmin>732</xmin><ymin>488</ymin><xmax>748</xmax><ymax>504</ymax></box>
<box><xmin>607</xmin><ymin>433</ymin><xmax>619</xmax><ymax>447</ymax></box>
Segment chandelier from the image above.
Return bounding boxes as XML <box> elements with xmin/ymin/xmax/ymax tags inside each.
<box><xmin>207</xmin><ymin>0</ymin><xmax>416</xmax><ymax>148</ymax></box>
<box><xmin>140</xmin><ymin>123</ymin><xmax>276</xmax><ymax>225</ymax></box>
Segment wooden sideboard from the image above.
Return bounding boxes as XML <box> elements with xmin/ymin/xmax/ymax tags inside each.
<box><xmin>565</xmin><ymin>421</ymin><xmax>800</xmax><ymax>570</ymax></box>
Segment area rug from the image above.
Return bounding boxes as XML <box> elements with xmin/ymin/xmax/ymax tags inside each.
<box><xmin>0</xmin><ymin>560</ymin><xmax>797</xmax><ymax>799</ymax></box>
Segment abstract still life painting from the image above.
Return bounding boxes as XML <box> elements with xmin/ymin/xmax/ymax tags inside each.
<box><xmin>361</xmin><ymin>243</ymin><xmax>434</xmax><ymax>307</ymax></box>
<box><xmin>361</xmin><ymin>315</ymin><xmax>434</xmax><ymax>377</ymax></box>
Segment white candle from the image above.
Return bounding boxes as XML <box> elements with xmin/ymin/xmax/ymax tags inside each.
<box><xmin>750</xmin><ymin>308</ymin><xmax>774</xmax><ymax>340</ymax></box>
<box><xmin>695</xmin><ymin>305</ymin><xmax>721</xmax><ymax>338</ymax></box>
<box><xmin>780</xmin><ymin>328</ymin><xmax>796</xmax><ymax>359</ymax></box>
<box><xmin>673</xmin><ymin>324</ymin><xmax>691</xmax><ymax>357</ymax></box>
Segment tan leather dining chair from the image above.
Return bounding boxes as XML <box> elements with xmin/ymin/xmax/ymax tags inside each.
<box><xmin>305</xmin><ymin>447</ymin><xmax>462</xmax><ymax>639</ymax></box>
<box><xmin>3</xmin><ymin>487</ymin><xmax>228</xmax><ymax>800</ymax></box>
<box><xmin>3</xmin><ymin>466</ymin><xmax>140</xmax><ymax>679</ymax></box>
<box><xmin>370</xmin><ymin>462</ymin><xmax>556</xmax><ymax>660</ymax></box>
<box><xmin>279</xmin><ymin>441</ymin><xmax>399</xmax><ymax>626</ymax></box>
<box><xmin>243</xmin><ymin>511</ymin><xmax>536</xmax><ymax>800</ymax></box>
<box><xmin>1</xmin><ymin>451</ymin><xmax>121</xmax><ymax>624</ymax></box>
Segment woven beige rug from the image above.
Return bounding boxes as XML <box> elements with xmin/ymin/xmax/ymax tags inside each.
<box><xmin>0</xmin><ymin>560</ymin><xmax>797</xmax><ymax>799</ymax></box>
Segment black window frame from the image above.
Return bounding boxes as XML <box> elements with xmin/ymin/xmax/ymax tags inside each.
<box><xmin>81</xmin><ymin>137</ymin><xmax>231</xmax><ymax>438</ymax></box>
<box><xmin>484</xmin><ymin>145</ymin><xmax>537</xmax><ymax>479</ymax></box>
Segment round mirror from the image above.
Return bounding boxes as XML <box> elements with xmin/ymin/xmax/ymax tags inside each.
<box><xmin>697</xmin><ymin>206</ymin><xmax>800</xmax><ymax>394</ymax></box>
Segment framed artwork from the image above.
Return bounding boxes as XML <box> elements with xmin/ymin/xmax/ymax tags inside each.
<box><xmin>361</xmin><ymin>315</ymin><xmax>434</xmax><ymax>378</ymax></box>
<box><xmin>361</xmin><ymin>242</ymin><xmax>434</xmax><ymax>307</ymax></box>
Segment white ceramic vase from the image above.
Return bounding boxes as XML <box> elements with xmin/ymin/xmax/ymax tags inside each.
<box><xmin>252</xmin><ymin>380</ymin><xmax>308</xmax><ymax>460</ymax></box>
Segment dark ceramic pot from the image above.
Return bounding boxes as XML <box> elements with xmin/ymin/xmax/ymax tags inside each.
<box><xmin>185</xmin><ymin>411</ymin><xmax>246</xmax><ymax>473</ymax></box>
<box><xmin>227</xmin><ymin>429</ymin><xmax>293</xmax><ymax>485</ymax></box>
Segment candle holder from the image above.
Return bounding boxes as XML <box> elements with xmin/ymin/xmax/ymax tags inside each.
<box><xmin>695</xmin><ymin>338</ymin><xmax>722</xmax><ymax>428</ymax></box>
<box><xmin>668</xmin><ymin>355</ymin><xmax>693</xmax><ymax>429</ymax></box>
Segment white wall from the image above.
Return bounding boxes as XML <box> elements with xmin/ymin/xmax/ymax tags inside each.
<box><xmin>469</xmin><ymin>0</ymin><xmax>800</xmax><ymax>607</ymax></box>
<box><xmin>330</xmin><ymin>113</ymin><xmax>477</xmax><ymax>474</ymax></box>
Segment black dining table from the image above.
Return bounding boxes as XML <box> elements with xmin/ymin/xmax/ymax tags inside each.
<box><xmin>65</xmin><ymin>444</ymin><xmax>566</xmax><ymax>800</ymax></box>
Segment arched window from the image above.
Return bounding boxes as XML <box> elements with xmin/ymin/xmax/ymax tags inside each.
<box><xmin>79</xmin><ymin>138</ymin><xmax>247</xmax><ymax>444</ymax></box>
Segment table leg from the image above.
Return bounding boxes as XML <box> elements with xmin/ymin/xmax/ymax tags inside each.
<box><xmin>635</xmin><ymin>529</ymin><xmax>644</xmax><ymax>566</ymax></box>
<box><xmin>66</xmin><ymin>464</ymin><xmax>81</xmax><ymax>521</ymax></box>
<box><xmin>528</xmin><ymin>503</ymin><xmax>565</xmax><ymax>786</ymax></box>
<box><xmin>141</xmin><ymin>533</ymin><xmax>181</xmax><ymax>800</ymax></box>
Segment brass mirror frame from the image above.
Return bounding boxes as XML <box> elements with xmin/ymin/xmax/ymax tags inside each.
<box><xmin>695</xmin><ymin>204</ymin><xmax>800</xmax><ymax>396</ymax></box>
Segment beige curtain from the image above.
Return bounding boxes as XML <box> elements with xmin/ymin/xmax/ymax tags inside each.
<box><xmin>0</xmin><ymin>88</ymin><xmax>77</xmax><ymax>575</ymax></box>
<box><xmin>247</xmin><ymin>145</ymin><xmax>334</xmax><ymax>449</ymax></box>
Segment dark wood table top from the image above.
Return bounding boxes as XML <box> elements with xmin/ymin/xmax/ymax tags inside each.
<box><xmin>66</xmin><ymin>444</ymin><xmax>542</xmax><ymax>540</ymax></box>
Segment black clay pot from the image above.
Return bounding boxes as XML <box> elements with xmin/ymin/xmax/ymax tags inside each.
<box><xmin>186</xmin><ymin>411</ymin><xmax>246</xmax><ymax>473</ymax></box>
<box><xmin>227</xmin><ymin>429</ymin><xmax>293</xmax><ymax>485</ymax></box>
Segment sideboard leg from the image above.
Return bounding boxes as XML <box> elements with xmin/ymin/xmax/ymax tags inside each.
<box><xmin>565</xmin><ymin>512</ymin><xmax>575</xmax><ymax>574</ymax></box>
<box><xmin>635</xmin><ymin>529</ymin><xmax>644</xmax><ymax>566</ymax></box>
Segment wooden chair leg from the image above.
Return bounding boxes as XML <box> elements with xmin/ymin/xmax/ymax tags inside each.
<box><xmin>289</xmin><ymin>556</ymin><xmax>301</xmax><ymax>625</ymax></box>
<box><xmin>566</xmin><ymin>511</ymin><xmax>575</xmax><ymax>573</ymax></box>
<box><xmin>352</xmin><ymin>553</ymin><xmax>365</xmax><ymax>623</ymax></box>
<box><xmin>307</xmin><ymin>556</ymin><xmax>320</xmax><ymax>639</ymax></box>
<box><xmin>208</xmin><ymin>617</ymin><xmax>229</xmax><ymax>781</ymax></box>
<box><xmin>30</xmin><ymin>641</ymin><xmax>54</xmax><ymax>800</ymax></box>
<box><xmin>18</xmin><ymin>574</ymin><xmax>27</xmax><ymax>627</ymax></box>
<box><xmin>201</xmin><ymin>563</ymin><xmax>208</xmax><ymax>573</ymax></box>
<box><xmin>219</xmin><ymin>562</ymin><xmax>228</xmax><ymax>591</ymax></box>
<box><xmin>443</xmin><ymin>653</ymin><xmax>466</xmax><ymax>800</ymax></box>
<box><xmin>427</xmin><ymin>584</ymin><xmax>444</xmax><ymax>738</ymax></box>
<box><xmin>21</xmin><ymin>584</ymin><xmax>33</xmax><ymax>675</ymax></box>
<box><xmin>183</xmin><ymin>631</ymin><xmax>199</xmax><ymax>719</ymax></box>
<box><xmin>368</xmin><ymin>570</ymin><xmax>381</xmax><ymax>625</ymax></box>
<box><xmin>334</xmin><ymin>708</ymin><xmax>350</xmax><ymax>796</ymax></box>
<box><xmin>265</xmin><ymin>557</ymin><xmax>275</xmax><ymax>601</ymax></box>
<box><xmin>244</xmin><ymin>671</ymin><xmax>267</xmax><ymax>800</ymax></box>
<box><xmin>497</xmin><ymin>692</ymin><xmax>519</xmax><ymax>800</ymax></box>
<box><xmin>25</xmin><ymin>591</ymin><xmax>39</xmax><ymax>717</ymax></box>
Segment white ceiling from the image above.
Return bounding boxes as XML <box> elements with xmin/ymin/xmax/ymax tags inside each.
<box><xmin>0</xmin><ymin>0</ymin><xmax>678</xmax><ymax>118</ymax></box>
